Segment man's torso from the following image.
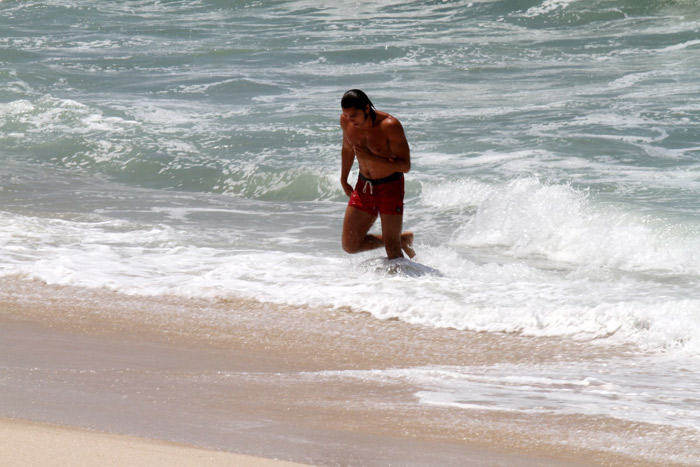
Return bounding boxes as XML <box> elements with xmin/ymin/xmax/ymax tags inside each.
<box><xmin>343</xmin><ymin>112</ymin><xmax>397</xmax><ymax>179</ymax></box>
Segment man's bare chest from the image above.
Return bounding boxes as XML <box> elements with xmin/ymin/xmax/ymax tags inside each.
<box><xmin>349</xmin><ymin>130</ymin><xmax>390</xmax><ymax>155</ymax></box>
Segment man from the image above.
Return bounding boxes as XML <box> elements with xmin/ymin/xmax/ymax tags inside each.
<box><xmin>339</xmin><ymin>89</ymin><xmax>415</xmax><ymax>260</ymax></box>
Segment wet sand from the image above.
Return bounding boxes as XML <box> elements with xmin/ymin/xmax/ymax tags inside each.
<box><xmin>0</xmin><ymin>277</ymin><xmax>689</xmax><ymax>466</ymax></box>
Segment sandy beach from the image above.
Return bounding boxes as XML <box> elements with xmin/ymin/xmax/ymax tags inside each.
<box><xmin>0</xmin><ymin>417</ymin><xmax>306</xmax><ymax>467</ymax></box>
<box><xmin>0</xmin><ymin>277</ymin><xmax>694</xmax><ymax>466</ymax></box>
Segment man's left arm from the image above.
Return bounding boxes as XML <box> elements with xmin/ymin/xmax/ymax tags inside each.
<box><xmin>386</xmin><ymin>119</ymin><xmax>411</xmax><ymax>173</ymax></box>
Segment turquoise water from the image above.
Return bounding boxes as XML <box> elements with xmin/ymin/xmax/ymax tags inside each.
<box><xmin>2</xmin><ymin>1</ymin><xmax>700</xmax><ymax>459</ymax></box>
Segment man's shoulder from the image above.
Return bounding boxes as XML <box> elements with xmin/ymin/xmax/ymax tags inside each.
<box><xmin>381</xmin><ymin>114</ymin><xmax>400</xmax><ymax>125</ymax></box>
<box><xmin>378</xmin><ymin>113</ymin><xmax>404</xmax><ymax>135</ymax></box>
<box><xmin>340</xmin><ymin>114</ymin><xmax>354</xmax><ymax>135</ymax></box>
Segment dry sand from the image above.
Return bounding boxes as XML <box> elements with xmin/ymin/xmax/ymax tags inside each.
<box><xmin>0</xmin><ymin>417</ymin><xmax>305</xmax><ymax>467</ymax></box>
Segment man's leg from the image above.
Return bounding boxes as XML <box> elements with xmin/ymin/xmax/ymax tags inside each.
<box><xmin>401</xmin><ymin>232</ymin><xmax>416</xmax><ymax>259</ymax></box>
<box><xmin>342</xmin><ymin>205</ymin><xmax>382</xmax><ymax>254</ymax></box>
<box><xmin>379</xmin><ymin>213</ymin><xmax>405</xmax><ymax>260</ymax></box>
<box><xmin>342</xmin><ymin>205</ymin><xmax>416</xmax><ymax>258</ymax></box>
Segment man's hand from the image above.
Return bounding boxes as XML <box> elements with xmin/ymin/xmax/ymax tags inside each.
<box><xmin>354</xmin><ymin>143</ymin><xmax>393</xmax><ymax>166</ymax></box>
<box><xmin>352</xmin><ymin>141</ymin><xmax>373</xmax><ymax>161</ymax></box>
<box><xmin>341</xmin><ymin>180</ymin><xmax>354</xmax><ymax>198</ymax></box>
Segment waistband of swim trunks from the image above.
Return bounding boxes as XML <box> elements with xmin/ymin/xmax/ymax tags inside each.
<box><xmin>358</xmin><ymin>172</ymin><xmax>403</xmax><ymax>185</ymax></box>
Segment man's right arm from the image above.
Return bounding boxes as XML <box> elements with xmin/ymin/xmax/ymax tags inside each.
<box><xmin>340</xmin><ymin>120</ymin><xmax>355</xmax><ymax>198</ymax></box>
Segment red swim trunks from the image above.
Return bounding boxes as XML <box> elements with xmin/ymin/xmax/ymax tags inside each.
<box><xmin>348</xmin><ymin>172</ymin><xmax>404</xmax><ymax>216</ymax></box>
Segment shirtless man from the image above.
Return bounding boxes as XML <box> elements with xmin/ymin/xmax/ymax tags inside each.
<box><xmin>340</xmin><ymin>89</ymin><xmax>415</xmax><ymax>260</ymax></box>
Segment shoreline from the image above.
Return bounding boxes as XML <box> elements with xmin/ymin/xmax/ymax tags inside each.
<box><xmin>0</xmin><ymin>277</ymin><xmax>693</xmax><ymax>466</ymax></box>
<box><xmin>0</xmin><ymin>313</ymin><xmax>569</xmax><ymax>467</ymax></box>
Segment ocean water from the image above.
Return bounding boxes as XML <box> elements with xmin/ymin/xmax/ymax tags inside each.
<box><xmin>2</xmin><ymin>0</ymin><xmax>700</xmax><ymax>461</ymax></box>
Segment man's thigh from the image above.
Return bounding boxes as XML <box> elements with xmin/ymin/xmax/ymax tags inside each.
<box><xmin>343</xmin><ymin>205</ymin><xmax>377</xmax><ymax>242</ymax></box>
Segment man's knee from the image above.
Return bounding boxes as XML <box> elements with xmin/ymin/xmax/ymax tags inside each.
<box><xmin>342</xmin><ymin>237</ymin><xmax>361</xmax><ymax>254</ymax></box>
<box><xmin>343</xmin><ymin>243</ymin><xmax>359</xmax><ymax>254</ymax></box>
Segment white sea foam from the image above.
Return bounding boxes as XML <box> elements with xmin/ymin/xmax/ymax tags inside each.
<box><xmin>3</xmin><ymin>178</ymin><xmax>700</xmax><ymax>357</ymax></box>
<box><xmin>307</xmin><ymin>357</ymin><xmax>700</xmax><ymax>462</ymax></box>
<box><xmin>1</xmin><ymin>95</ymin><xmax>139</xmax><ymax>144</ymax></box>
<box><xmin>521</xmin><ymin>0</ymin><xmax>578</xmax><ymax>18</ymax></box>
<box><xmin>419</xmin><ymin>178</ymin><xmax>496</xmax><ymax>208</ymax></box>
<box><xmin>312</xmin><ymin>358</ymin><xmax>700</xmax><ymax>430</ymax></box>
<box><xmin>449</xmin><ymin>177</ymin><xmax>700</xmax><ymax>274</ymax></box>
<box><xmin>660</xmin><ymin>39</ymin><xmax>700</xmax><ymax>52</ymax></box>
<box><xmin>0</xmin><ymin>99</ymin><xmax>35</xmax><ymax>116</ymax></box>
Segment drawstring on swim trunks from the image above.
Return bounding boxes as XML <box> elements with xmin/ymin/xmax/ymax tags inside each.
<box><xmin>358</xmin><ymin>172</ymin><xmax>402</xmax><ymax>195</ymax></box>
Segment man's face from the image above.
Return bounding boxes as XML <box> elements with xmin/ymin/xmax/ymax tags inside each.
<box><xmin>342</xmin><ymin>105</ymin><xmax>369</xmax><ymax>128</ymax></box>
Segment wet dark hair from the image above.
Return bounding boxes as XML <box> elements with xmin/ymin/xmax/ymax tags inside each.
<box><xmin>341</xmin><ymin>89</ymin><xmax>376</xmax><ymax>122</ymax></box>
